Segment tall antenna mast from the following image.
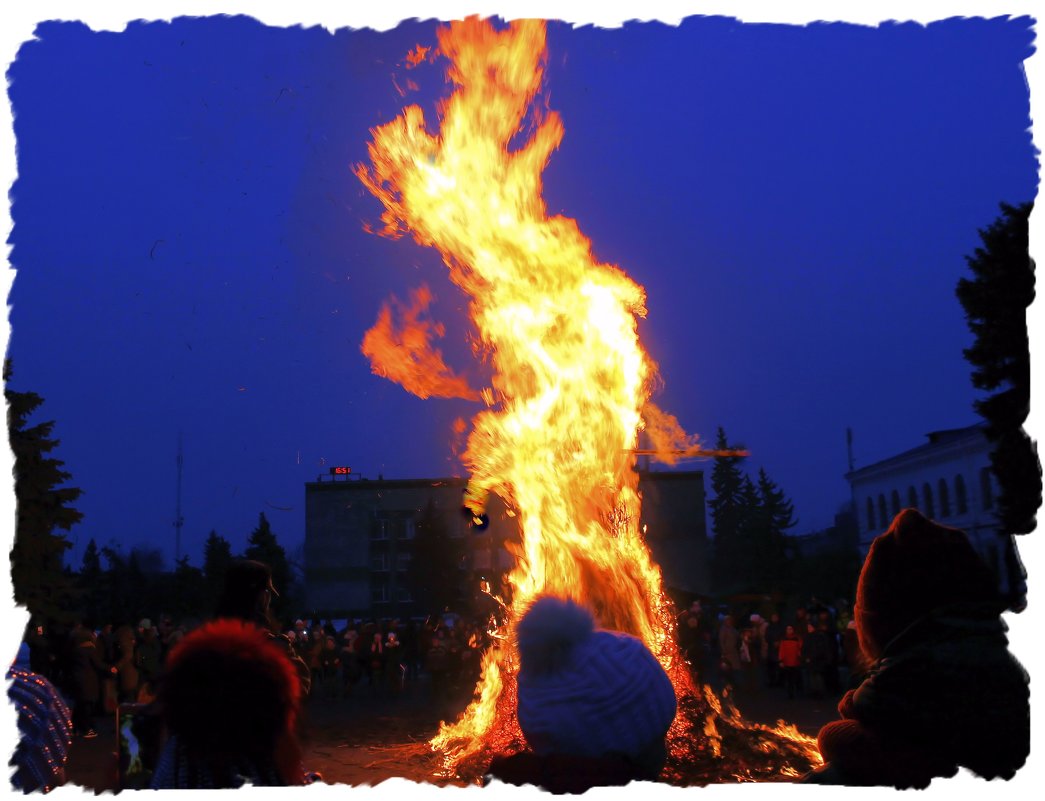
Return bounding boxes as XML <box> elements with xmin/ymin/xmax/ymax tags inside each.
<box><xmin>174</xmin><ymin>431</ymin><xmax>184</xmax><ymax>565</ymax></box>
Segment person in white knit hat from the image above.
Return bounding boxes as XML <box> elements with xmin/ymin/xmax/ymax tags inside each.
<box><xmin>486</xmin><ymin>595</ymin><xmax>677</xmax><ymax>792</ymax></box>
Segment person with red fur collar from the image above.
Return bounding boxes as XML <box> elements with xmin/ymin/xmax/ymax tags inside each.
<box><xmin>809</xmin><ymin>508</ymin><xmax>1029</xmax><ymax>787</ymax></box>
<box><xmin>149</xmin><ymin>618</ymin><xmax>305</xmax><ymax>788</ymax></box>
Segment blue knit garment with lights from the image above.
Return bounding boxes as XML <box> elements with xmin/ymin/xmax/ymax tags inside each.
<box><xmin>7</xmin><ymin>666</ymin><xmax>73</xmax><ymax>793</ymax></box>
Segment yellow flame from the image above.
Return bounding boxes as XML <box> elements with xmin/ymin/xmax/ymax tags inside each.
<box><xmin>358</xmin><ymin>16</ymin><xmax>712</xmax><ymax>768</ymax></box>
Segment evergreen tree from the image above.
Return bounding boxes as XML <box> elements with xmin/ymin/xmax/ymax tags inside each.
<box><xmin>80</xmin><ymin>539</ymin><xmax>101</xmax><ymax>580</ymax></box>
<box><xmin>100</xmin><ymin>543</ymin><xmax>133</xmax><ymax>625</ymax></box>
<box><xmin>244</xmin><ymin>512</ymin><xmax>291</xmax><ymax>616</ymax></box>
<box><xmin>955</xmin><ymin>201</ymin><xmax>1038</xmax><ymax>609</ymax></box>
<box><xmin>5</xmin><ymin>362</ymin><xmax>82</xmax><ymax>622</ymax></box>
<box><xmin>169</xmin><ymin>555</ymin><xmax>207</xmax><ymax>620</ymax></box>
<box><xmin>709</xmin><ymin>426</ymin><xmax>747</xmax><ymax>594</ymax></box>
<box><xmin>752</xmin><ymin>467</ymin><xmax>797</xmax><ymax>590</ymax></box>
<box><xmin>756</xmin><ymin>468</ymin><xmax>797</xmax><ymax>539</ymax></box>
<box><xmin>78</xmin><ymin>539</ymin><xmax>103</xmax><ymax>625</ymax></box>
<box><xmin>202</xmin><ymin>530</ymin><xmax>233</xmax><ymax>611</ymax></box>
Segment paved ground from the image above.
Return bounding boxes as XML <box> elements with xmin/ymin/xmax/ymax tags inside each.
<box><xmin>61</xmin><ymin>677</ymin><xmax>843</xmax><ymax>791</ymax></box>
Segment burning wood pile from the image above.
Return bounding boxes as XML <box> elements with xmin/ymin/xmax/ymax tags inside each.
<box><xmin>356</xmin><ymin>16</ymin><xmax>823</xmax><ymax>785</ymax></box>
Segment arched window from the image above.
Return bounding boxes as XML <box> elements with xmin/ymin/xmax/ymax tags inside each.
<box><xmin>908</xmin><ymin>486</ymin><xmax>919</xmax><ymax>509</ymax></box>
<box><xmin>890</xmin><ymin>490</ymin><xmax>901</xmax><ymax>517</ymax></box>
<box><xmin>922</xmin><ymin>483</ymin><xmax>935</xmax><ymax>519</ymax></box>
<box><xmin>866</xmin><ymin>497</ymin><xmax>876</xmax><ymax>531</ymax></box>
<box><xmin>938</xmin><ymin>479</ymin><xmax>951</xmax><ymax>517</ymax></box>
<box><xmin>954</xmin><ymin>474</ymin><xmax>968</xmax><ymax>514</ymax></box>
<box><xmin>878</xmin><ymin>495</ymin><xmax>889</xmax><ymax>528</ymax></box>
<box><xmin>980</xmin><ymin>468</ymin><xmax>994</xmax><ymax>510</ymax></box>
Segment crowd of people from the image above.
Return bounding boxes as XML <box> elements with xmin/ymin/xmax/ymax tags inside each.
<box><xmin>20</xmin><ymin>609</ymin><xmax>496</xmax><ymax>743</ymax></box>
<box><xmin>277</xmin><ymin>616</ymin><xmax>491</xmax><ymax>702</ymax></box>
<box><xmin>11</xmin><ymin>508</ymin><xmax>1031</xmax><ymax>791</ymax></box>
<box><xmin>676</xmin><ymin>596</ymin><xmax>864</xmax><ymax>701</ymax></box>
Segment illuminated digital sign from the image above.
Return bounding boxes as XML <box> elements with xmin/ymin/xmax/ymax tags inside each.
<box><xmin>329</xmin><ymin>466</ymin><xmax>351</xmax><ymax>476</ymax></box>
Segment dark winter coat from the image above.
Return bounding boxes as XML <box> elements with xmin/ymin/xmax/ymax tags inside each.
<box><xmin>764</xmin><ymin>620</ymin><xmax>785</xmax><ymax>653</ymax></box>
<box><xmin>801</xmin><ymin>628</ymin><xmax>832</xmax><ymax>670</ymax></box>
<box><xmin>113</xmin><ymin>626</ymin><xmax>141</xmax><ymax>701</ymax></box>
<box><xmin>816</xmin><ymin>603</ymin><xmax>1029</xmax><ymax>787</ymax></box>
<box><xmin>136</xmin><ymin>632</ymin><xmax>163</xmax><ymax>685</ymax></box>
<box><xmin>717</xmin><ymin>622</ymin><xmax>741</xmax><ymax>671</ymax></box>
<box><xmin>70</xmin><ymin>634</ymin><xmax>110</xmax><ymax>703</ymax></box>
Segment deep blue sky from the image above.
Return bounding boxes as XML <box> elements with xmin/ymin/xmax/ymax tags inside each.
<box><xmin>4</xmin><ymin>13</ymin><xmax>1038</xmax><ymax>569</ymax></box>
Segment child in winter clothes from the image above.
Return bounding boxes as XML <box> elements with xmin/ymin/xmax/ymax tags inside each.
<box><xmin>810</xmin><ymin>509</ymin><xmax>1029</xmax><ymax>788</ymax></box>
<box><xmin>485</xmin><ymin>595</ymin><xmax>677</xmax><ymax>793</ymax></box>
<box><xmin>776</xmin><ymin>625</ymin><xmax>803</xmax><ymax>699</ymax></box>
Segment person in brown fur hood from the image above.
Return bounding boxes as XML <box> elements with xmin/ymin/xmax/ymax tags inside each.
<box><xmin>149</xmin><ymin>618</ymin><xmax>305</xmax><ymax>788</ymax></box>
<box><xmin>808</xmin><ymin>508</ymin><xmax>1029</xmax><ymax>787</ymax></box>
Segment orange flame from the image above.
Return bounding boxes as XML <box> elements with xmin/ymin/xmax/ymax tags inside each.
<box><xmin>357</xmin><ymin>17</ymin><xmax>821</xmax><ymax>778</ymax></box>
<box><xmin>361</xmin><ymin>284</ymin><xmax>480</xmax><ymax>401</ymax></box>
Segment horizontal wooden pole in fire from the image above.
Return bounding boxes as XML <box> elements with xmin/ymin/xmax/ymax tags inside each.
<box><xmin>629</xmin><ymin>447</ymin><xmax>750</xmax><ymax>458</ymax></box>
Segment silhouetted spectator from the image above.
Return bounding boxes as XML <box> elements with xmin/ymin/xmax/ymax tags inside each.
<box><xmin>777</xmin><ymin>624</ymin><xmax>803</xmax><ymax>699</ymax></box>
<box><xmin>764</xmin><ymin>612</ymin><xmax>785</xmax><ymax>687</ymax></box>
<box><xmin>112</xmin><ymin>624</ymin><xmax>141</xmax><ymax>703</ymax></box>
<box><xmin>802</xmin><ymin>623</ymin><xmax>832</xmax><ymax>699</ymax></box>
<box><xmin>425</xmin><ymin>627</ymin><xmax>450</xmax><ymax>699</ymax></box>
<box><xmin>384</xmin><ymin>631</ymin><xmax>405</xmax><ymax>693</ymax></box>
<box><xmin>68</xmin><ymin>626</ymin><xmax>116</xmax><ymax>738</ymax></box>
<box><xmin>215</xmin><ymin>559</ymin><xmax>311</xmax><ymax>696</ymax></box>
<box><xmin>810</xmin><ymin>509</ymin><xmax>1029</xmax><ymax>787</ymax></box>
<box><xmin>135</xmin><ymin>624</ymin><xmax>163</xmax><ymax>701</ymax></box>
<box><xmin>401</xmin><ymin>620</ymin><xmax>420</xmax><ymax>681</ymax></box>
<box><xmin>717</xmin><ymin>614</ymin><xmax>741</xmax><ymax>689</ymax></box>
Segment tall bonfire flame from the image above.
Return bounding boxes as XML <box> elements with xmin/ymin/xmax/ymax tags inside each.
<box><xmin>357</xmin><ymin>17</ymin><xmax>821</xmax><ymax>783</ymax></box>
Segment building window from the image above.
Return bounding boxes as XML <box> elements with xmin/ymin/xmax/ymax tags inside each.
<box><xmin>890</xmin><ymin>490</ymin><xmax>901</xmax><ymax>517</ymax></box>
<box><xmin>866</xmin><ymin>498</ymin><xmax>876</xmax><ymax>531</ymax></box>
<box><xmin>396</xmin><ymin>552</ymin><xmax>411</xmax><ymax>572</ymax></box>
<box><xmin>878</xmin><ymin>495</ymin><xmax>888</xmax><ymax>528</ymax></box>
<box><xmin>371</xmin><ymin>520</ymin><xmax>388</xmax><ymax>540</ymax></box>
<box><xmin>371</xmin><ymin>584</ymin><xmax>388</xmax><ymax>604</ymax></box>
<box><xmin>955</xmin><ymin>474</ymin><xmax>968</xmax><ymax>514</ymax></box>
<box><xmin>922</xmin><ymin>483</ymin><xmax>935</xmax><ymax>519</ymax></box>
<box><xmin>938</xmin><ymin>479</ymin><xmax>951</xmax><ymax>517</ymax></box>
<box><xmin>908</xmin><ymin>486</ymin><xmax>918</xmax><ymax>509</ymax></box>
<box><xmin>980</xmin><ymin>468</ymin><xmax>994</xmax><ymax>510</ymax></box>
<box><xmin>402</xmin><ymin>519</ymin><xmax>416</xmax><ymax>540</ymax></box>
<box><xmin>395</xmin><ymin>587</ymin><xmax>412</xmax><ymax>603</ymax></box>
<box><xmin>371</xmin><ymin>553</ymin><xmax>388</xmax><ymax>572</ymax></box>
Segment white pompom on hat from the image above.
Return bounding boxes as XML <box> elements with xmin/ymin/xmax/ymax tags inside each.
<box><xmin>516</xmin><ymin>596</ymin><xmax>677</xmax><ymax>761</ymax></box>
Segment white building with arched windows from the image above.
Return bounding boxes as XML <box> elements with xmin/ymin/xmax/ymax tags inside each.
<box><xmin>845</xmin><ymin>422</ymin><xmax>1019</xmax><ymax>596</ymax></box>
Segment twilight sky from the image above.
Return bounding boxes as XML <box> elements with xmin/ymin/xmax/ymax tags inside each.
<box><xmin>1</xmin><ymin>5</ymin><xmax>1039</xmax><ymax>575</ymax></box>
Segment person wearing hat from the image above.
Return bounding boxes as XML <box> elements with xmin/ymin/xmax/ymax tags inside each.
<box><xmin>214</xmin><ymin>559</ymin><xmax>311</xmax><ymax>696</ymax></box>
<box><xmin>150</xmin><ymin>618</ymin><xmax>305</xmax><ymax>788</ymax></box>
<box><xmin>809</xmin><ymin>508</ymin><xmax>1029</xmax><ymax>787</ymax></box>
<box><xmin>485</xmin><ymin>595</ymin><xmax>677</xmax><ymax>793</ymax></box>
